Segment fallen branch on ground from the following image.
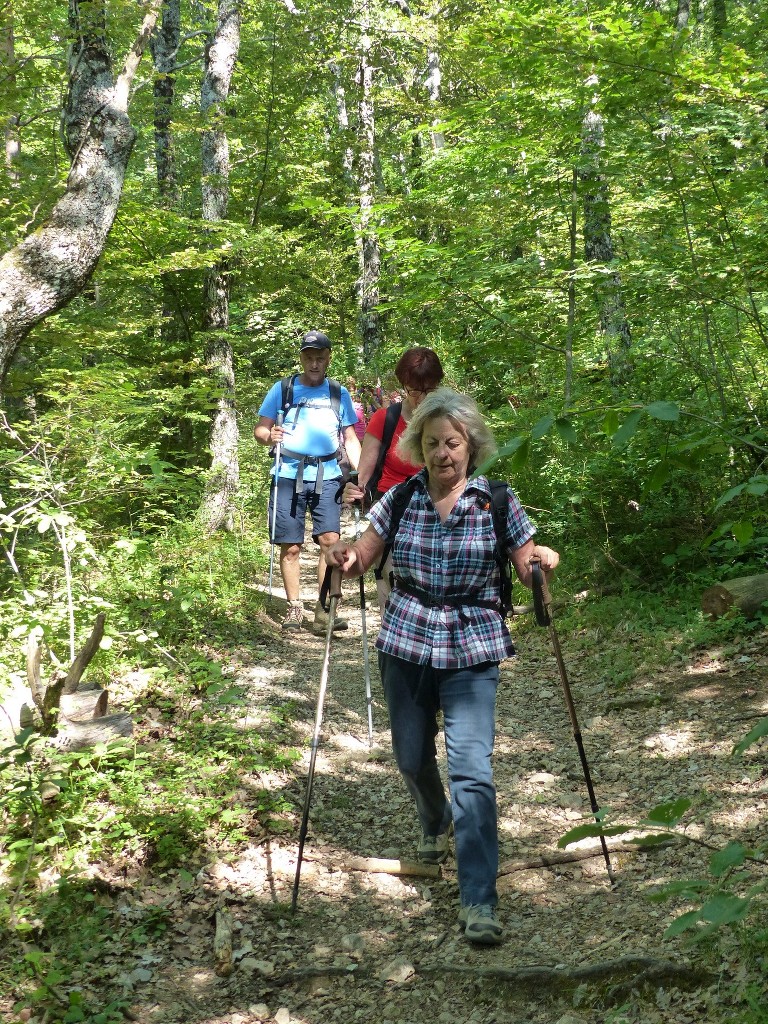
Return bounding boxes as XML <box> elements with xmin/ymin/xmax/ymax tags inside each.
<box><xmin>498</xmin><ymin>840</ymin><xmax>674</xmax><ymax>875</ymax></box>
<box><xmin>342</xmin><ymin>856</ymin><xmax>441</xmax><ymax>878</ymax></box>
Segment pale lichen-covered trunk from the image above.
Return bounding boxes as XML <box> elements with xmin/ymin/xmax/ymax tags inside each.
<box><xmin>355</xmin><ymin>0</ymin><xmax>383</xmax><ymax>361</ymax></box>
<box><xmin>425</xmin><ymin>2</ymin><xmax>445</xmax><ymax>154</ymax></box>
<box><xmin>2</xmin><ymin>5</ymin><xmax>19</xmax><ymax>179</ymax></box>
<box><xmin>331</xmin><ymin>62</ymin><xmax>355</xmax><ymax>188</ymax></box>
<box><xmin>197</xmin><ymin>0</ymin><xmax>240</xmax><ymax>533</ymax></box>
<box><xmin>579</xmin><ymin>105</ymin><xmax>632</xmax><ymax>389</ymax></box>
<box><xmin>0</xmin><ymin>0</ymin><xmax>162</xmax><ymax>389</ymax></box>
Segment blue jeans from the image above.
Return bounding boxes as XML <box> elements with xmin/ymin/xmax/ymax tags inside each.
<box><xmin>379</xmin><ymin>652</ymin><xmax>499</xmax><ymax>907</ymax></box>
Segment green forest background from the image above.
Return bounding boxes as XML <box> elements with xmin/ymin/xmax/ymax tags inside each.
<box><xmin>1</xmin><ymin>0</ymin><xmax>768</xmax><ymax>1017</ymax></box>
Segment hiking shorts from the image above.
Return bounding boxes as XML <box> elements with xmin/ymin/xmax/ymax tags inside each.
<box><xmin>268</xmin><ymin>476</ymin><xmax>342</xmax><ymax>545</ymax></box>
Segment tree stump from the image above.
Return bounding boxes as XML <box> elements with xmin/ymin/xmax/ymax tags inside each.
<box><xmin>14</xmin><ymin>612</ymin><xmax>135</xmax><ymax>754</ymax></box>
<box><xmin>701</xmin><ymin>574</ymin><xmax>768</xmax><ymax>620</ymax></box>
<box><xmin>55</xmin><ymin>713</ymin><xmax>133</xmax><ymax>752</ymax></box>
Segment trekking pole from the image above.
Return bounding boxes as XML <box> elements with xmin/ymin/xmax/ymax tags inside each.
<box><xmin>349</xmin><ymin>471</ymin><xmax>374</xmax><ymax>747</ymax></box>
<box><xmin>268</xmin><ymin>411</ymin><xmax>284</xmax><ymax>596</ymax></box>
<box><xmin>531</xmin><ymin>560</ymin><xmax>616</xmax><ymax>885</ymax></box>
<box><xmin>291</xmin><ymin>566</ymin><xmax>343</xmax><ymax>912</ymax></box>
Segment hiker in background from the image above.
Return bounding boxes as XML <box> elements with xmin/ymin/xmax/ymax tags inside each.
<box><xmin>327</xmin><ymin>388</ymin><xmax>559</xmax><ymax>946</ymax></box>
<box><xmin>346</xmin><ymin>378</ymin><xmax>368</xmax><ymax>443</ymax></box>
<box><xmin>254</xmin><ymin>331</ymin><xmax>362</xmax><ymax>633</ymax></box>
<box><xmin>343</xmin><ymin>347</ymin><xmax>444</xmax><ymax>608</ymax></box>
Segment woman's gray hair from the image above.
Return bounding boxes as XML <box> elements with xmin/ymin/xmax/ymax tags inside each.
<box><xmin>398</xmin><ymin>387</ymin><xmax>497</xmax><ymax>471</ymax></box>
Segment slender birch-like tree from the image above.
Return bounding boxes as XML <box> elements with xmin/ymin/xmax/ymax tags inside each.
<box><xmin>197</xmin><ymin>0</ymin><xmax>240</xmax><ymax>532</ymax></box>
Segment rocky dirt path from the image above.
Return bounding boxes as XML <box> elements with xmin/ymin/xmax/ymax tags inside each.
<box><xmin>110</xmin><ymin>521</ymin><xmax>768</xmax><ymax>1024</ymax></box>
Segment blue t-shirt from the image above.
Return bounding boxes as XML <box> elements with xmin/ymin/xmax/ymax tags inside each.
<box><xmin>259</xmin><ymin>377</ymin><xmax>357</xmax><ymax>481</ymax></box>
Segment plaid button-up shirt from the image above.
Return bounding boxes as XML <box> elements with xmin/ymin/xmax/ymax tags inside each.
<box><xmin>368</xmin><ymin>470</ymin><xmax>536</xmax><ymax>669</ymax></box>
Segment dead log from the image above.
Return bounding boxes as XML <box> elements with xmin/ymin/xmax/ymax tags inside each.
<box><xmin>60</xmin><ymin>689</ymin><xmax>108</xmax><ymax>721</ymax></box>
<box><xmin>55</xmin><ymin>713</ymin><xmax>133</xmax><ymax>752</ymax></box>
<box><xmin>498</xmin><ymin>840</ymin><xmax>674</xmax><ymax>876</ymax></box>
<box><xmin>701</xmin><ymin>573</ymin><xmax>768</xmax><ymax>620</ymax></box>
<box><xmin>342</xmin><ymin>856</ymin><xmax>441</xmax><ymax>878</ymax></box>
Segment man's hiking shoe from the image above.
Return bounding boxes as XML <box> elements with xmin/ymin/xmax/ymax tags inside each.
<box><xmin>459</xmin><ymin>904</ymin><xmax>503</xmax><ymax>945</ymax></box>
<box><xmin>417</xmin><ymin>829</ymin><xmax>451</xmax><ymax>864</ymax></box>
<box><xmin>312</xmin><ymin>600</ymin><xmax>348</xmax><ymax>634</ymax></box>
<box><xmin>281</xmin><ymin>601</ymin><xmax>304</xmax><ymax>631</ymax></box>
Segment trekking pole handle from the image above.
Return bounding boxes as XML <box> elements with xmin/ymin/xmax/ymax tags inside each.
<box><xmin>319</xmin><ymin>564</ymin><xmax>343</xmax><ymax>609</ymax></box>
<box><xmin>347</xmin><ymin>469</ymin><xmax>367</xmax><ymax>511</ymax></box>
<box><xmin>530</xmin><ymin>557</ymin><xmax>552</xmax><ymax>627</ymax></box>
<box><xmin>348</xmin><ymin>470</ymin><xmax>363</xmax><ymax>503</ymax></box>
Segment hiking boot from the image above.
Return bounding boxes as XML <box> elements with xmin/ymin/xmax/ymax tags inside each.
<box><xmin>281</xmin><ymin>601</ymin><xmax>304</xmax><ymax>631</ymax></box>
<box><xmin>417</xmin><ymin>829</ymin><xmax>451</xmax><ymax>865</ymax></box>
<box><xmin>312</xmin><ymin>600</ymin><xmax>349</xmax><ymax>634</ymax></box>
<box><xmin>459</xmin><ymin>904</ymin><xmax>503</xmax><ymax>945</ymax></box>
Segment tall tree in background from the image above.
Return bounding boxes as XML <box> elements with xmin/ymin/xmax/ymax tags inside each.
<box><xmin>2</xmin><ymin>3</ymin><xmax>19</xmax><ymax>181</ymax></box>
<box><xmin>355</xmin><ymin>0</ymin><xmax>384</xmax><ymax>359</ymax></box>
<box><xmin>198</xmin><ymin>0</ymin><xmax>240</xmax><ymax>532</ymax></box>
<box><xmin>424</xmin><ymin>1</ymin><xmax>445</xmax><ymax>153</ymax></box>
<box><xmin>579</xmin><ymin>85</ymin><xmax>632</xmax><ymax>389</ymax></box>
<box><xmin>151</xmin><ymin>0</ymin><xmax>182</xmax><ymax>209</ymax></box>
<box><xmin>0</xmin><ymin>0</ymin><xmax>162</xmax><ymax>387</ymax></box>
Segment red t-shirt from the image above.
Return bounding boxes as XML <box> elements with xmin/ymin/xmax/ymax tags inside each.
<box><xmin>367</xmin><ymin>407</ymin><xmax>422</xmax><ymax>493</ymax></box>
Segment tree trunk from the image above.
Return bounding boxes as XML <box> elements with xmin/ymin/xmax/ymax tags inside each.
<box><xmin>675</xmin><ymin>0</ymin><xmax>691</xmax><ymax>31</ymax></box>
<box><xmin>701</xmin><ymin>574</ymin><xmax>768</xmax><ymax>620</ymax></box>
<box><xmin>331</xmin><ymin>62</ymin><xmax>355</xmax><ymax>188</ymax></box>
<box><xmin>579</xmin><ymin>103</ymin><xmax>632</xmax><ymax>389</ymax></box>
<box><xmin>198</xmin><ymin>0</ymin><xmax>241</xmax><ymax>533</ymax></box>
<box><xmin>150</xmin><ymin>0</ymin><xmax>196</xmax><ymax>457</ymax></box>
<box><xmin>2</xmin><ymin>4</ymin><xmax>20</xmax><ymax>181</ymax></box>
<box><xmin>712</xmin><ymin>0</ymin><xmax>727</xmax><ymax>40</ymax></box>
<box><xmin>355</xmin><ymin>0</ymin><xmax>384</xmax><ymax>361</ymax></box>
<box><xmin>425</xmin><ymin>3</ymin><xmax>445</xmax><ymax>153</ymax></box>
<box><xmin>0</xmin><ymin>0</ymin><xmax>162</xmax><ymax>389</ymax></box>
<box><xmin>150</xmin><ymin>0</ymin><xmax>182</xmax><ymax>207</ymax></box>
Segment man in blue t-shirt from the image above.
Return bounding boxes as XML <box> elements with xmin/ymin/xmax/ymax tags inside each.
<box><xmin>255</xmin><ymin>331</ymin><xmax>361</xmax><ymax>632</ymax></box>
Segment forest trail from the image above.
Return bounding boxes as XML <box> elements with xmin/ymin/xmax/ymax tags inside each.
<box><xmin>55</xmin><ymin>519</ymin><xmax>768</xmax><ymax>1024</ymax></box>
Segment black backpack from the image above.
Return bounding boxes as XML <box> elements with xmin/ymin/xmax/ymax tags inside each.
<box><xmin>375</xmin><ymin>476</ymin><xmax>515</xmax><ymax>617</ymax></box>
<box><xmin>279</xmin><ymin>374</ymin><xmax>342</xmax><ymax>425</ymax></box>
<box><xmin>365</xmin><ymin>401</ymin><xmax>402</xmax><ymax>502</ymax></box>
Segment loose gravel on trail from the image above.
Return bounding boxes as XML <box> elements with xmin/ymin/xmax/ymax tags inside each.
<box><xmin>59</xmin><ymin>521</ymin><xmax>768</xmax><ymax>1024</ymax></box>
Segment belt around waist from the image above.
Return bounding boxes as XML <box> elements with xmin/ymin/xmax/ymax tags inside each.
<box><xmin>281</xmin><ymin>448</ymin><xmax>338</xmax><ymax>494</ymax></box>
<box><xmin>393</xmin><ymin>577</ymin><xmax>500</xmax><ymax>611</ymax></box>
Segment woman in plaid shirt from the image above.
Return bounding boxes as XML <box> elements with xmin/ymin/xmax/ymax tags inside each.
<box><xmin>328</xmin><ymin>388</ymin><xmax>559</xmax><ymax>946</ymax></box>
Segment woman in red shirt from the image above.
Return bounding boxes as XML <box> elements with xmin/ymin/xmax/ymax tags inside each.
<box><xmin>344</xmin><ymin>348</ymin><xmax>444</xmax><ymax>609</ymax></box>
<box><xmin>345</xmin><ymin>347</ymin><xmax>444</xmax><ymax>505</ymax></box>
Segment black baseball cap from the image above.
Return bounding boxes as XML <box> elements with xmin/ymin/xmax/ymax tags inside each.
<box><xmin>300</xmin><ymin>330</ymin><xmax>332</xmax><ymax>351</ymax></box>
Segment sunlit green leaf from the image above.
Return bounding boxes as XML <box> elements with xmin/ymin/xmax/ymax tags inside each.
<box><xmin>531</xmin><ymin>413</ymin><xmax>555</xmax><ymax>440</ymax></box>
<box><xmin>554</xmin><ymin>417</ymin><xmax>578</xmax><ymax>444</ymax></box>
<box><xmin>645</xmin><ymin>401</ymin><xmax>680</xmax><ymax>421</ymax></box>
<box><xmin>709</xmin><ymin>842</ymin><xmax>748</xmax><ymax>877</ymax></box>
<box><xmin>641</xmin><ymin>798</ymin><xmax>691</xmax><ymax>826</ymax></box>
<box><xmin>664</xmin><ymin>910</ymin><xmax>701</xmax><ymax>938</ymax></box>
<box><xmin>733</xmin><ymin>717</ymin><xmax>768</xmax><ymax>756</ymax></box>
<box><xmin>612</xmin><ymin>410</ymin><xmax>643</xmax><ymax>447</ymax></box>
